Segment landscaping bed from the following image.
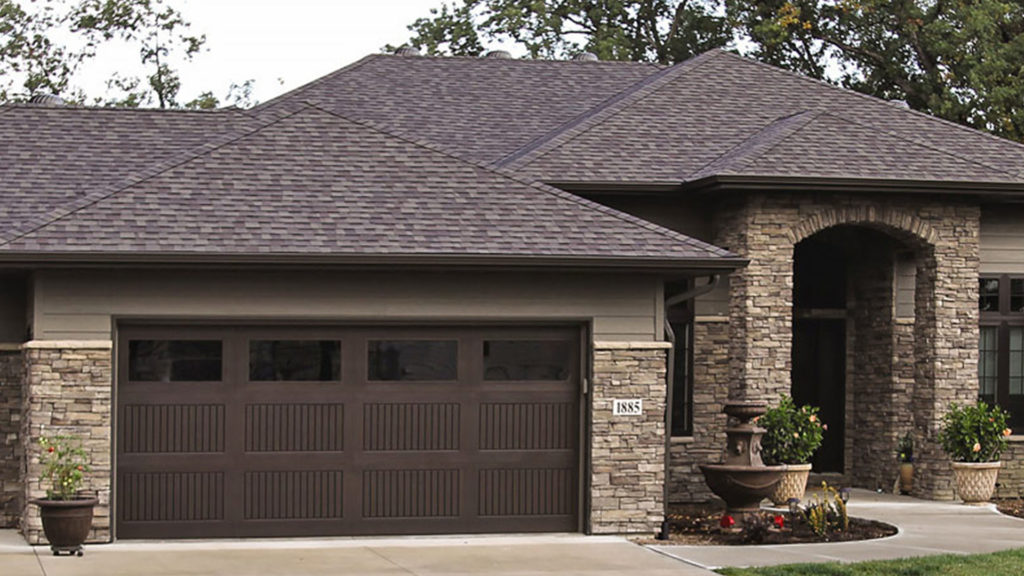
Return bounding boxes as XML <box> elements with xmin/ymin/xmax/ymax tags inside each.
<box><xmin>641</xmin><ymin>502</ymin><xmax>897</xmax><ymax>546</ymax></box>
<box><xmin>995</xmin><ymin>499</ymin><xmax>1024</xmax><ymax>519</ymax></box>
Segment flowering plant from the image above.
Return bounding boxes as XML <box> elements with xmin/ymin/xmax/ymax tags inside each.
<box><xmin>759</xmin><ymin>395</ymin><xmax>825</xmax><ymax>465</ymax></box>
<box><xmin>938</xmin><ymin>402</ymin><xmax>1011</xmax><ymax>463</ymax></box>
<box><xmin>896</xmin><ymin>432</ymin><xmax>914</xmax><ymax>463</ymax></box>
<box><xmin>38</xmin><ymin>435</ymin><xmax>90</xmax><ymax>500</ymax></box>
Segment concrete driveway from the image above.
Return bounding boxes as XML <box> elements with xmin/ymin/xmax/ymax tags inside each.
<box><xmin>0</xmin><ymin>532</ymin><xmax>711</xmax><ymax>576</ymax></box>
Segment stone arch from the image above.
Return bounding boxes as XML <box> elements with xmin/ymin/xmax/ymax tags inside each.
<box><xmin>787</xmin><ymin>206</ymin><xmax>939</xmax><ymax>247</ymax></box>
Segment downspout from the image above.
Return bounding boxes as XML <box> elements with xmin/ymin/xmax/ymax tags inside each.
<box><xmin>658</xmin><ymin>274</ymin><xmax>722</xmax><ymax>540</ymax></box>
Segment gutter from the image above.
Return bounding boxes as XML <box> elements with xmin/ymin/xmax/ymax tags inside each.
<box><xmin>0</xmin><ymin>251</ymin><xmax>748</xmax><ymax>273</ymax></box>
<box><xmin>658</xmin><ymin>274</ymin><xmax>723</xmax><ymax>540</ymax></box>
<box><xmin>681</xmin><ymin>175</ymin><xmax>1024</xmax><ymax>197</ymax></box>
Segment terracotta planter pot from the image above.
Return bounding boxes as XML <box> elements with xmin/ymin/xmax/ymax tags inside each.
<box><xmin>31</xmin><ymin>497</ymin><xmax>97</xmax><ymax>556</ymax></box>
<box><xmin>899</xmin><ymin>462</ymin><xmax>914</xmax><ymax>494</ymax></box>
<box><xmin>768</xmin><ymin>463</ymin><xmax>812</xmax><ymax>506</ymax></box>
<box><xmin>951</xmin><ymin>461</ymin><xmax>1001</xmax><ymax>504</ymax></box>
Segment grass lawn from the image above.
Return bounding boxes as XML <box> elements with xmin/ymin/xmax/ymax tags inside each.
<box><xmin>716</xmin><ymin>548</ymin><xmax>1024</xmax><ymax>576</ymax></box>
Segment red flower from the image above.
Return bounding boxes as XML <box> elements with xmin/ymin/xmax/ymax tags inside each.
<box><xmin>773</xmin><ymin>515</ymin><xmax>785</xmax><ymax>529</ymax></box>
<box><xmin>76</xmin><ymin>466</ymin><xmax>84</xmax><ymax>471</ymax></box>
<box><xmin>720</xmin><ymin>514</ymin><xmax>735</xmax><ymax>529</ymax></box>
<box><xmin>47</xmin><ymin>446</ymin><xmax>54</xmax><ymax>453</ymax></box>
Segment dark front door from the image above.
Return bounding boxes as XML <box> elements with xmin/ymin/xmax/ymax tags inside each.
<box><xmin>792</xmin><ymin>318</ymin><xmax>846</xmax><ymax>473</ymax></box>
<box><xmin>116</xmin><ymin>324</ymin><xmax>581</xmax><ymax>539</ymax></box>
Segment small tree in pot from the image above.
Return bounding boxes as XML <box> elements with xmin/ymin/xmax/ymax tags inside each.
<box><xmin>31</xmin><ymin>435</ymin><xmax>97</xmax><ymax>556</ymax></box>
<box><xmin>896</xmin><ymin>433</ymin><xmax>914</xmax><ymax>494</ymax></box>
<box><xmin>760</xmin><ymin>396</ymin><xmax>825</xmax><ymax>505</ymax></box>
<box><xmin>938</xmin><ymin>402</ymin><xmax>1011</xmax><ymax>504</ymax></box>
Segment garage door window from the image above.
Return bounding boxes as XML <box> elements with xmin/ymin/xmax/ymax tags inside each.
<box><xmin>484</xmin><ymin>340</ymin><xmax>571</xmax><ymax>381</ymax></box>
<box><xmin>249</xmin><ymin>340</ymin><xmax>341</xmax><ymax>381</ymax></box>
<box><xmin>368</xmin><ymin>340</ymin><xmax>457</xmax><ymax>381</ymax></box>
<box><xmin>128</xmin><ymin>340</ymin><xmax>222</xmax><ymax>382</ymax></box>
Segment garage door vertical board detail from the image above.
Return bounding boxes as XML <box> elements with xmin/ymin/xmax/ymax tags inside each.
<box><xmin>116</xmin><ymin>325</ymin><xmax>581</xmax><ymax>538</ymax></box>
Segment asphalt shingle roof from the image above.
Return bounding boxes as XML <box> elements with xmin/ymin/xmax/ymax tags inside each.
<box><xmin>0</xmin><ymin>104</ymin><xmax>733</xmax><ymax>263</ymax></box>
<box><xmin>5</xmin><ymin>48</ymin><xmax>1024</xmax><ymax>263</ymax></box>
<box><xmin>501</xmin><ymin>50</ymin><xmax>1024</xmax><ymax>184</ymax></box>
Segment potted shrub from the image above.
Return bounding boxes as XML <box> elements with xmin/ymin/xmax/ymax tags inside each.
<box><xmin>30</xmin><ymin>435</ymin><xmax>97</xmax><ymax>556</ymax></box>
<box><xmin>760</xmin><ymin>395</ymin><xmax>825</xmax><ymax>505</ymax></box>
<box><xmin>896</xmin><ymin>432</ymin><xmax>914</xmax><ymax>494</ymax></box>
<box><xmin>938</xmin><ymin>402</ymin><xmax>1011</xmax><ymax>504</ymax></box>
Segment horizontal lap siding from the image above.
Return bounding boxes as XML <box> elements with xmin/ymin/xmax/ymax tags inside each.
<box><xmin>981</xmin><ymin>206</ymin><xmax>1024</xmax><ymax>274</ymax></box>
<box><xmin>33</xmin><ymin>269</ymin><xmax>660</xmax><ymax>341</ymax></box>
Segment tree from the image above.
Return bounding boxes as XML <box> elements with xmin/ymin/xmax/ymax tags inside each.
<box><xmin>727</xmin><ymin>0</ymin><xmax>1024</xmax><ymax>142</ymax></box>
<box><xmin>402</xmin><ymin>0</ymin><xmax>732</xmax><ymax>64</ymax></box>
<box><xmin>401</xmin><ymin>0</ymin><xmax>1024</xmax><ymax>142</ymax></box>
<box><xmin>0</xmin><ymin>0</ymin><xmax>252</xmax><ymax>108</ymax></box>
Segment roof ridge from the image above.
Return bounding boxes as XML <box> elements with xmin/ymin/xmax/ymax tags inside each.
<box><xmin>717</xmin><ymin>51</ymin><xmax>1024</xmax><ymax>177</ymax></box>
<box><xmin>0</xmin><ymin>103</ymin><xmax>241</xmax><ymax>114</ymax></box>
<box><xmin>0</xmin><ymin>103</ymin><xmax>306</xmax><ymax>247</ymax></box>
<box><xmin>815</xmin><ymin>110</ymin><xmax>1021</xmax><ymax>179</ymax></box>
<box><xmin>301</xmin><ymin>101</ymin><xmax>734</xmax><ymax>257</ymax></box>
<box><xmin>253</xmin><ymin>53</ymin><xmax>381</xmax><ymax>112</ymax></box>
<box><xmin>683</xmin><ymin>110</ymin><xmax>822</xmax><ymax>180</ymax></box>
<box><xmin>495</xmin><ymin>49</ymin><xmax>723</xmax><ymax>170</ymax></box>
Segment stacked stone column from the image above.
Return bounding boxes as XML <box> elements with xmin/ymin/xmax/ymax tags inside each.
<box><xmin>0</xmin><ymin>348</ymin><xmax>23</xmax><ymax>527</ymax></box>
<box><xmin>21</xmin><ymin>342</ymin><xmax>113</xmax><ymax>544</ymax></box>
<box><xmin>590</xmin><ymin>342</ymin><xmax>668</xmax><ymax>533</ymax></box>
<box><xmin>697</xmin><ymin>194</ymin><xmax>980</xmax><ymax>501</ymax></box>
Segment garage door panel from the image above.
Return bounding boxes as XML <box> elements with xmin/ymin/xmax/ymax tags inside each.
<box><xmin>244</xmin><ymin>403</ymin><xmax>345</xmax><ymax>452</ymax></box>
<box><xmin>117</xmin><ymin>324</ymin><xmax>581</xmax><ymax>539</ymax></box>
<box><xmin>121</xmin><ymin>403</ymin><xmax>226</xmax><ymax>454</ymax></box>
<box><xmin>362</xmin><ymin>402</ymin><xmax>460</xmax><ymax>451</ymax></box>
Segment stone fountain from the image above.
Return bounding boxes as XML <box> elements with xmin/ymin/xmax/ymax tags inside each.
<box><xmin>700</xmin><ymin>401</ymin><xmax>785</xmax><ymax>523</ymax></box>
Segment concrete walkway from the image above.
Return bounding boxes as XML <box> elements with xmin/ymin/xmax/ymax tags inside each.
<box><xmin>4</xmin><ymin>490</ymin><xmax>1024</xmax><ymax>575</ymax></box>
<box><xmin>651</xmin><ymin>488</ymin><xmax>1024</xmax><ymax>570</ymax></box>
<box><xmin>0</xmin><ymin>532</ymin><xmax>713</xmax><ymax>576</ymax></box>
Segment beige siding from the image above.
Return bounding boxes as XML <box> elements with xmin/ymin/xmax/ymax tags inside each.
<box><xmin>585</xmin><ymin>195</ymin><xmax>713</xmax><ymax>242</ymax></box>
<box><xmin>0</xmin><ymin>274</ymin><xmax>27</xmax><ymax>342</ymax></box>
<box><xmin>894</xmin><ymin>253</ymin><xmax>916</xmax><ymax>319</ymax></box>
<box><xmin>695</xmin><ymin>277</ymin><xmax>730</xmax><ymax>318</ymax></box>
<box><xmin>33</xmin><ymin>269</ymin><xmax>661</xmax><ymax>341</ymax></box>
<box><xmin>981</xmin><ymin>205</ymin><xmax>1024</xmax><ymax>274</ymax></box>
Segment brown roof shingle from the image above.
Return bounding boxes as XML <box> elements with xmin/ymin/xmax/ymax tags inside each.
<box><xmin>0</xmin><ymin>104</ymin><xmax>735</xmax><ymax>264</ymax></box>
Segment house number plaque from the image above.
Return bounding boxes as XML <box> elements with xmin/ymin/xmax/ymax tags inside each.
<box><xmin>612</xmin><ymin>399</ymin><xmax>643</xmax><ymax>416</ymax></box>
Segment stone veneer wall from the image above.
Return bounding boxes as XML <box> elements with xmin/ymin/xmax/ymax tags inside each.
<box><xmin>21</xmin><ymin>342</ymin><xmax>113</xmax><ymax>544</ymax></box>
<box><xmin>997</xmin><ymin>441</ymin><xmax>1024</xmax><ymax>499</ymax></box>
<box><xmin>590</xmin><ymin>342</ymin><xmax>668</xmax><ymax>533</ymax></box>
<box><xmin>0</xmin><ymin>348</ymin><xmax>23</xmax><ymax>527</ymax></box>
<box><xmin>709</xmin><ymin>194</ymin><xmax>979</xmax><ymax>500</ymax></box>
<box><xmin>668</xmin><ymin>320</ymin><xmax>729</xmax><ymax>503</ymax></box>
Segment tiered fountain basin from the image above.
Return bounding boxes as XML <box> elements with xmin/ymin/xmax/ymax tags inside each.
<box><xmin>700</xmin><ymin>401</ymin><xmax>785</xmax><ymax>515</ymax></box>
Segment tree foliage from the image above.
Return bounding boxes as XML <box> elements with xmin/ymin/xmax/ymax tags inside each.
<box><xmin>728</xmin><ymin>0</ymin><xmax>1024</xmax><ymax>142</ymax></box>
<box><xmin>401</xmin><ymin>0</ymin><xmax>1024</xmax><ymax>142</ymax></box>
<box><xmin>402</xmin><ymin>0</ymin><xmax>732</xmax><ymax>63</ymax></box>
<box><xmin>0</xmin><ymin>0</ymin><xmax>252</xmax><ymax>108</ymax></box>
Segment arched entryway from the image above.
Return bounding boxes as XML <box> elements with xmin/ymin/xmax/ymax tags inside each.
<box><xmin>793</xmin><ymin>225</ymin><xmax>923</xmax><ymax>483</ymax></box>
<box><xmin>715</xmin><ymin>195</ymin><xmax>981</xmax><ymax>499</ymax></box>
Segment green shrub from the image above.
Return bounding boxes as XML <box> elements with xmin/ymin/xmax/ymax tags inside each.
<box><xmin>937</xmin><ymin>402</ymin><xmax>1011</xmax><ymax>462</ymax></box>
<box><xmin>759</xmin><ymin>395</ymin><xmax>825</xmax><ymax>465</ymax></box>
<box><xmin>38</xmin><ymin>435</ymin><xmax>90</xmax><ymax>500</ymax></box>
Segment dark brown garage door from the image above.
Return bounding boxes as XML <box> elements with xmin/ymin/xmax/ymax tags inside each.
<box><xmin>116</xmin><ymin>325</ymin><xmax>582</xmax><ymax>539</ymax></box>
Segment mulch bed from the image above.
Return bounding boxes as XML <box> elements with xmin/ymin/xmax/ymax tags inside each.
<box><xmin>995</xmin><ymin>499</ymin><xmax>1024</xmax><ymax>519</ymax></box>
<box><xmin>638</xmin><ymin>502</ymin><xmax>897</xmax><ymax>546</ymax></box>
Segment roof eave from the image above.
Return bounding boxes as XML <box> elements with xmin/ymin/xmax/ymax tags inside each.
<box><xmin>0</xmin><ymin>251</ymin><xmax>748</xmax><ymax>273</ymax></box>
<box><xmin>683</xmin><ymin>175</ymin><xmax>1024</xmax><ymax>197</ymax></box>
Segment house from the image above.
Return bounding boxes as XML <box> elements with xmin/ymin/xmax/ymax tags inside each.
<box><xmin>1</xmin><ymin>47</ymin><xmax>1022</xmax><ymax>543</ymax></box>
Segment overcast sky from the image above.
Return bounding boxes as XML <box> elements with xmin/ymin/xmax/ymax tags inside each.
<box><xmin>76</xmin><ymin>0</ymin><xmax>456</xmax><ymax>105</ymax></box>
